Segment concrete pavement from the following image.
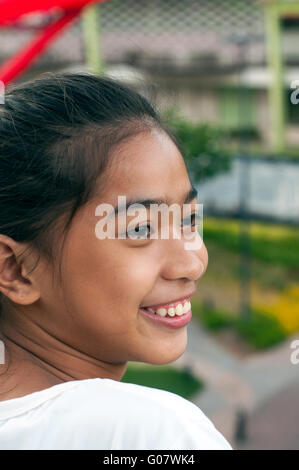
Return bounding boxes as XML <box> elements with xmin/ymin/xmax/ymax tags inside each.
<box><xmin>172</xmin><ymin>319</ymin><xmax>299</xmax><ymax>449</ymax></box>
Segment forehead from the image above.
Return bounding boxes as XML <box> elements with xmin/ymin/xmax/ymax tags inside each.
<box><xmin>67</xmin><ymin>130</ymin><xmax>196</xmax><ymax>242</ymax></box>
<box><xmin>103</xmin><ymin>129</ymin><xmax>191</xmax><ymax>203</ymax></box>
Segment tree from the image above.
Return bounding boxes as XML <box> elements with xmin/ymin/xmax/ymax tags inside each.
<box><xmin>163</xmin><ymin>108</ymin><xmax>232</xmax><ymax>183</ymax></box>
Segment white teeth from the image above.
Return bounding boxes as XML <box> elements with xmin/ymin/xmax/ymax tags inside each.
<box><xmin>167</xmin><ymin>307</ymin><xmax>176</xmax><ymax>317</ymax></box>
<box><xmin>175</xmin><ymin>304</ymin><xmax>183</xmax><ymax>316</ymax></box>
<box><xmin>156</xmin><ymin>308</ymin><xmax>167</xmax><ymax>317</ymax></box>
<box><xmin>183</xmin><ymin>301</ymin><xmax>191</xmax><ymax>314</ymax></box>
<box><xmin>144</xmin><ymin>300</ymin><xmax>191</xmax><ymax>317</ymax></box>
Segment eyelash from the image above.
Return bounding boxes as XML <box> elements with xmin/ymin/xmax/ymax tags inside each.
<box><xmin>126</xmin><ymin>213</ymin><xmax>198</xmax><ymax>239</ymax></box>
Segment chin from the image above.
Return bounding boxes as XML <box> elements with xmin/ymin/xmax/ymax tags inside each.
<box><xmin>143</xmin><ymin>338</ymin><xmax>187</xmax><ymax>365</ymax></box>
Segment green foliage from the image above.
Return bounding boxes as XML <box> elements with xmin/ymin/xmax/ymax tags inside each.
<box><xmin>233</xmin><ymin>309</ymin><xmax>288</xmax><ymax>350</ymax></box>
<box><xmin>121</xmin><ymin>364</ymin><xmax>204</xmax><ymax>399</ymax></box>
<box><xmin>203</xmin><ymin>218</ymin><xmax>299</xmax><ymax>269</ymax></box>
<box><xmin>191</xmin><ymin>298</ymin><xmax>287</xmax><ymax>350</ymax></box>
<box><xmin>162</xmin><ymin>108</ymin><xmax>232</xmax><ymax>182</ymax></box>
<box><xmin>191</xmin><ymin>298</ymin><xmax>234</xmax><ymax>330</ymax></box>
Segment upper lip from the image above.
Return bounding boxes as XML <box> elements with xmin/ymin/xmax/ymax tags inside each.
<box><xmin>140</xmin><ymin>290</ymin><xmax>196</xmax><ymax>310</ymax></box>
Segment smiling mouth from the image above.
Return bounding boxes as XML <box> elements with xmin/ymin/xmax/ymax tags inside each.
<box><xmin>140</xmin><ymin>292</ymin><xmax>195</xmax><ymax>318</ymax></box>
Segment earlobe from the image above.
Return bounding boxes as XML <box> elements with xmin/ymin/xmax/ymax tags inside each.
<box><xmin>9</xmin><ymin>287</ymin><xmax>41</xmax><ymax>306</ymax></box>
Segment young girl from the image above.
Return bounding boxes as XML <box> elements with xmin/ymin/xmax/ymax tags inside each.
<box><xmin>0</xmin><ymin>72</ymin><xmax>232</xmax><ymax>450</ymax></box>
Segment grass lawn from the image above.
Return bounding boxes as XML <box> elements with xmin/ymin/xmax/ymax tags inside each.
<box><xmin>121</xmin><ymin>363</ymin><xmax>204</xmax><ymax>400</ymax></box>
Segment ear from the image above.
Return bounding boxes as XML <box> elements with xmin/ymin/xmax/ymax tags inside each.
<box><xmin>0</xmin><ymin>235</ymin><xmax>40</xmax><ymax>306</ymax></box>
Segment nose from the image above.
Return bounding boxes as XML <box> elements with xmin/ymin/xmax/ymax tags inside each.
<box><xmin>160</xmin><ymin>233</ymin><xmax>208</xmax><ymax>282</ymax></box>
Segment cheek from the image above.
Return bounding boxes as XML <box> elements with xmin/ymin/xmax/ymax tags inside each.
<box><xmin>62</xmin><ymin>242</ymin><xmax>157</xmax><ymax>331</ymax></box>
<box><xmin>202</xmin><ymin>242</ymin><xmax>209</xmax><ymax>271</ymax></box>
<box><xmin>109</xmin><ymin>254</ymin><xmax>158</xmax><ymax>309</ymax></box>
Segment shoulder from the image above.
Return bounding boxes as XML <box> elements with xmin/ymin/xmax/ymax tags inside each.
<box><xmin>56</xmin><ymin>376</ymin><xmax>205</xmax><ymax>422</ymax></box>
<box><xmin>49</xmin><ymin>378</ymin><xmax>232</xmax><ymax>450</ymax></box>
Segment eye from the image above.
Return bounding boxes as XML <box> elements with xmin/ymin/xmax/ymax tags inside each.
<box><xmin>181</xmin><ymin>212</ymin><xmax>197</xmax><ymax>229</ymax></box>
<box><xmin>126</xmin><ymin>223</ymin><xmax>153</xmax><ymax>239</ymax></box>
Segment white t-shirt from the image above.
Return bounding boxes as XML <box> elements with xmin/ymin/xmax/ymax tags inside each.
<box><xmin>0</xmin><ymin>378</ymin><xmax>233</xmax><ymax>450</ymax></box>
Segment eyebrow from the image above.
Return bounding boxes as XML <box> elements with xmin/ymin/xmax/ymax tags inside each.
<box><xmin>113</xmin><ymin>186</ymin><xmax>198</xmax><ymax>216</ymax></box>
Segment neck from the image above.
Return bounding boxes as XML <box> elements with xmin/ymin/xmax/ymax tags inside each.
<box><xmin>0</xmin><ymin>312</ymin><xmax>127</xmax><ymax>399</ymax></box>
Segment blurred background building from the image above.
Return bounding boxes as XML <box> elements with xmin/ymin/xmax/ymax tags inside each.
<box><xmin>3</xmin><ymin>0</ymin><xmax>299</xmax><ymax>151</ymax></box>
<box><xmin>1</xmin><ymin>0</ymin><xmax>299</xmax><ymax>450</ymax></box>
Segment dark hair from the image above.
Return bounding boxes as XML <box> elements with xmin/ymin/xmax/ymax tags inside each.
<box><xmin>0</xmin><ymin>71</ymin><xmax>175</xmax><ymax>315</ymax></box>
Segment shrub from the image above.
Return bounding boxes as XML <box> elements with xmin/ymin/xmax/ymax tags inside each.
<box><xmin>121</xmin><ymin>364</ymin><xmax>204</xmax><ymax>399</ymax></box>
<box><xmin>191</xmin><ymin>299</ymin><xmax>234</xmax><ymax>331</ymax></box>
<box><xmin>203</xmin><ymin>217</ymin><xmax>299</xmax><ymax>269</ymax></box>
<box><xmin>162</xmin><ymin>108</ymin><xmax>232</xmax><ymax>182</ymax></box>
<box><xmin>191</xmin><ymin>299</ymin><xmax>288</xmax><ymax>350</ymax></box>
<box><xmin>233</xmin><ymin>309</ymin><xmax>287</xmax><ymax>350</ymax></box>
<box><xmin>256</xmin><ymin>284</ymin><xmax>299</xmax><ymax>334</ymax></box>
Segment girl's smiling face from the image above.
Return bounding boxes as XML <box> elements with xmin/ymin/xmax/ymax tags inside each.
<box><xmin>40</xmin><ymin>129</ymin><xmax>208</xmax><ymax>367</ymax></box>
<box><xmin>1</xmin><ymin>128</ymin><xmax>208</xmax><ymax>380</ymax></box>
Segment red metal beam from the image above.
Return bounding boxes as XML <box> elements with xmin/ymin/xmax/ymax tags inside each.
<box><xmin>0</xmin><ymin>8</ymin><xmax>83</xmax><ymax>84</ymax></box>
<box><xmin>0</xmin><ymin>0</ymin><xmax>98</xmax><ymax>24</ymax></box>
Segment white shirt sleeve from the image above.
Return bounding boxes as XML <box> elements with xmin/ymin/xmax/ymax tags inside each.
<box><xmin>126</xmin><ymin>385</ymin><xmax>233</xmax><ymax>450</ymax></box>
<box><xmin>165</xmin><ymin>411</ymin><xmax>233</xmax><ymax>450</ymax></box>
